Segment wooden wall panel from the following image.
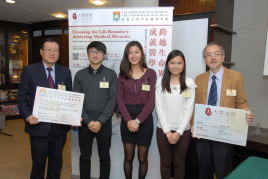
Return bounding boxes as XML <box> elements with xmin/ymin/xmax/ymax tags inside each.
<box><xmin>160</xmin><ymin>0</ymin><xmax>216</xmax><ymax>15</ymax></box>
<box><xmin>62</xmin><ymin>34</ymin><xmax>69</xmax><ymax>68</ymax></box>
<box><xmin>174</xmin><ymin>0</ymin><xmax>186</xmax><ymax>15</ymax></box>
<box><xmin>159</xmin><ymin>0</ymin><xmax>176</xmax><ymax>15</ymax></box>
<box><xmin>32</xmin><ymin>36</ymin><xmax>43</xmax><ymax>64</ymax></box>
<box><xmin>185</xmin><ymin>0</ymin><xmax>195</xmax><ymax>13</ymax></box>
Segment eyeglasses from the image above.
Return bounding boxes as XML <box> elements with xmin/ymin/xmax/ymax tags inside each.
<box><xmin>205</xmin><ymin>52</ymin><xmax>222</xmax><ymax>58</ymax></box>
<box><xmin>43</xmin><ymin>49</ymin><xmax>59</xmax><ymax>54</ymax></box>
<box><xmin>88</xmin><ymin>50</ymin><xmax>103</xmax><ymax>56</ymax></box>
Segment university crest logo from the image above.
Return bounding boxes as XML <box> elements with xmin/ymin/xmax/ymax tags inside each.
<box><xmin>40</xmin><ymin>89</ymin><xmax>46</xmax><ymax>96</ymax></box>
<box><xmin>113</xmin><ymin>12</ymin><xmax>120</xmax><ymax>21</ymax></box>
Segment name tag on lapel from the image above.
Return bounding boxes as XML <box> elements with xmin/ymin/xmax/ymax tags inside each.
<box><xmin>100</xmin><ymin>82</ymin><xmax>109</xmax><ymax>88</ymax></box>
<box><xmin>182</xmin><ymin>91</ymin><xmax>191</xmax><ymax>97</ymax></box>
<box><xmin>58</xmin><ymin>84</ymin><xmax>66</xmax><ymax>91</ymax></box>
<box><xmin>142</xmin><ymin>84</ymin><xmax>150</xmax><ymax>91</ymax></box>
<box><xmin>226</xmin><ymin>89</ymin><xmax>236</xmax><ymax>96</ymax></box>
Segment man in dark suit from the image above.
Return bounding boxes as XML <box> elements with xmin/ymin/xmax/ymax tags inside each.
<box><xmin>17</xmin><ymin>38</ymin><xmax>72</xmax><ymax>179</ymax></box>
<box><xmin>191</xmin><ymin>42</ymin><xmax>254</xmax><ymax>179</ymax></box>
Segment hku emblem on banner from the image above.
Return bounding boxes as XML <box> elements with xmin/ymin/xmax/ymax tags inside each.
<box><xmin>40</xmin><ymin>89</ymin><xmax>46</xmax><ymax>96</ymax></box>
<box><xmin>113</xmin><ymin>12</ymin><xmax>120</xmax><ymax>21</ymax></box>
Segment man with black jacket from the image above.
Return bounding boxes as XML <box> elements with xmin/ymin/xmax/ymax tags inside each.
<box><xmin>18</xmin><ymin>38</ymin><xmax>72</xmax><ymax>179</ymax></box>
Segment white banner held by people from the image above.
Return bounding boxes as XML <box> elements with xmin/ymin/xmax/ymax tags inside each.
<box><xmin>33</xmin><ymin>86</ymin><xmax>84</xmax><ymax>126</ymax></box>
<box><xmin>193</xmin><ymin>104</ymin><xmax>249</xmax><ymax>146</ymax></box>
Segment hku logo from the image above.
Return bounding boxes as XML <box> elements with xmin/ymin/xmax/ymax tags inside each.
<box><xmin>40</xmin><ymin>89</ymin><xmax>46</xmax><ymax>96</ymax></box>
<box><xmin>113</xmin><ymin>12</ymin><xmax>120</xmax><ymax>21</ymax></box>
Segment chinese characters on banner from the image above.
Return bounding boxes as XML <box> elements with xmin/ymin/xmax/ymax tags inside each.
<box><xmin>68</xmin><ymin>8</ymin><xmax>173</xmax><ymax>78</ymax></box>
<box><xmin>147</xmin><ymin>27</ymin><xmax>168</xmax><ymax>77</ymax></box>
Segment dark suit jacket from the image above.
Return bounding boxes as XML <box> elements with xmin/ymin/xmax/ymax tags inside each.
<box><xmin>191</xmin><ymin>67</ymin><xmax>249</xmax><ymax>126</ymax></box>
<box><xmin>17</xmin><ymin>61</ymin><xmax>72</xmax><ymax>137</ymax></box>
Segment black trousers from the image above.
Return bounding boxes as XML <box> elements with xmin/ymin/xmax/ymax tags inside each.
<box><xmin>196</xmin><ymin>138</ymin><xmax>234</xmax><ymax>179</ymax></box>
<box><xmin>78</xmin><ymin>121</ymin><xmax>112</xmax><ymax>179</ymax></box>
<box><xmin>30</xmin><ymin>125</ymin><xmax>67</xmax><ymax>179</ymax></box>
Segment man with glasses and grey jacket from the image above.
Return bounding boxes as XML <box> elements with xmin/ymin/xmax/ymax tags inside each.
<box><xmin>73</xmin><ymin>41</ymin><xmax>117</xmax><ymax>179</ymax></box>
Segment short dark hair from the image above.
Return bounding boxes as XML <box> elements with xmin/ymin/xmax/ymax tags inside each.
<box><xmin>40</xmin><ymin>38</ymin><xmax>60</xmax><ymax>51</ymax></box>
<box><xmin>162</xmin><ymin>50</ymin><xmax>187</xmax><ymax>93</ymax></box>
<box><xmin>119</xmin><ymin>41</ymin><xmax>147</xmax><ymax>79</ymax></box>
<box><xmin>87</xmin><ymin>41</ymin><xmax>106</xmax><ymax>54</ymax></box>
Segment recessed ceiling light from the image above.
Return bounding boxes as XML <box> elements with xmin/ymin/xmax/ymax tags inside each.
<box><xmin>92</xmin><ymin>0</ymin><xmax>104</xmax><ymax>5</ymax></box>
<box><xmin>55</xmin><ymin>14</ymin><xmax>66</xmax><ymax>18</ymax></box>
<box><xmin>4</xmin><ymin>0</ymin><xmax>16</xmax><ymax>3</ymax></box>
<box><xmin>21</xmin><ymin>31</ymin><xmax>28</xmax><ymax>33</ymax></box>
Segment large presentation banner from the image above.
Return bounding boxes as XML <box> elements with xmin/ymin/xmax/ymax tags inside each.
<box><xmin>68</xmin><ymin>7</ymin><xmax>173</xmax><ymax>179</ymax></box>
<box><xmin>69</xmin><ymin>7</ymin><xmax>173</xmax><ymax>77</ymax></box>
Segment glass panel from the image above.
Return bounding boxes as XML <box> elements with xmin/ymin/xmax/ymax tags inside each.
<box><xmin>8</xmin><ymin>30</ymin><xmax>28</xmax><ymax>84</ymax></box>
<box><xmin>45</xmin><ymin>28</ymin><xmax>62</xmax><ymax>35</ymax></box>
<box><xmin>64</xmin><ymin>27</ymin><xmax>69</xmax><ymax>34</ymax></box>
<box><xmin>0</xmin><ymin>29</ymin><xmax>5</xmax><ymax>85</ymax></box>
<box><xmin>33</xmin><ymin>30</ymin><xmax>42</xmax><ymax>37</ymax></box>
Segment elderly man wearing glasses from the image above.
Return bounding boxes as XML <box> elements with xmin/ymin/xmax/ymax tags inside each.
<box><xmin>73</xmin><ymin>41</ymin><xmax>117</xmax><ymax>179</ymax></box>
<box><xmin>191</xmin><ymin>42</ymin><xmax>254</xmax><ymax>179</ymax></box>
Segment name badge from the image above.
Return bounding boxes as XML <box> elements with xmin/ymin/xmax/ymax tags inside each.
<box><xmin>182</xmin><ymin>91</ymin><xmax>191</xmax><ymax>97</ymax></box>
<box><xmin>58</xmin><ymin>84</ymin><xmax>66</xmax><ymax>91</ymax></box>
<box><xmin>142</xmin><ymin>84</ymin><xmax>150</xmax><ymax>91</ymax></box>
<box><xmin>100</xmin><ymin>77</ymin><xmax>109</xmax><ymax>88</ymax></box>
<box><xmin>226</xmin><ymin>89</ymin><xmax>236</xmax><ymax>96</ymax></box>
<box><xmin>142</xmin><ymin>79</ymin><xmax>150</xmax><ymax>91</ymax></box>
<box><xmin>100</xmin><ymin>82</ymin><xmax>109</xmax><ymax>88</ymax></box>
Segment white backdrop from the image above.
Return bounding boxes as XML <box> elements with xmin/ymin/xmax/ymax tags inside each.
<box><xmin>172</xmin><ymin>18</ymin><xmax>208</xmax><ymax>79</ymax></box>
<box><xmin>69</xmin><ymin>7</ymin><xmax>174</xmax><ymax>179</ymax></box>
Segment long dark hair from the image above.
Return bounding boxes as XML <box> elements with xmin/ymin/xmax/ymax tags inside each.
<box><xmin>119</xmin><ymin>41</ymin><xmax>147</xmax><ymax>79</ymax></box>
<box><xmin>162</xmin><ymin>50</ymin><xmax>187</xmax><ymax>93</ymax></box>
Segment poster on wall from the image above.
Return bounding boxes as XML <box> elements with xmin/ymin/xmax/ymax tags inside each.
<box><xmin>68</xmin><ymin>7</ymin><xmax>173</xmax><ymax>179</ymax></box>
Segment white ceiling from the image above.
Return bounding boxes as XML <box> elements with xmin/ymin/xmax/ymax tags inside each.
<box><xmin>0</xmin><ymin>0</ymin><xmax>124</xmax><ymax>24</ymax></box>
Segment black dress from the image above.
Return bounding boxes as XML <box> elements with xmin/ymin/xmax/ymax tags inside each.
<box><xmin>120</xmin><ymin>104</ymin><xmax>153</xmax><ymax>147</ymax></box>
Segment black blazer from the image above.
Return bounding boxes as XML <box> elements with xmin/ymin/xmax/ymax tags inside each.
<box><xmin>17</xmin><ymin>61</ymin><xmax>72</xmax><ymax>137</ymax></box>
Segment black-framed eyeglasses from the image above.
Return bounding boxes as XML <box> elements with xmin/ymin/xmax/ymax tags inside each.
<box><xmin>88</xmin><ymin>50</ymin><xmax>103</xmax><ymax>56</ymax></box>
